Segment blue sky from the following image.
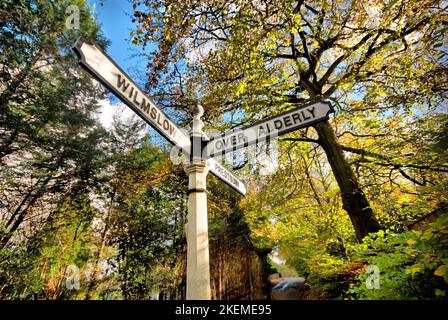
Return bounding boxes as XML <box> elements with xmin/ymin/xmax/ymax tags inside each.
<box><xmin>88</xmin><ymin>0</ymin><xmax>143</xmax><ymax>75</ymax></box>
<box><xmin>87</xmin><ymin>0</ymin><xmax>156</xmax><ymax>129</ymax></box>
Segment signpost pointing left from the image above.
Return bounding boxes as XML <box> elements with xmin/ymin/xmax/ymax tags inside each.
<box><xmin>72</xmin><ymin>40</ymin><xmax>191</xmax><ymax>155</ymax></box>
<box><xmin>73</xmin><ymin>40</ymin><xmax>246</xmax><ymax>300</ymax></box>
<box><xmin>72</xmin><ymin>40</ymin><xmax>246</xmax><ymax>195</ymax></box>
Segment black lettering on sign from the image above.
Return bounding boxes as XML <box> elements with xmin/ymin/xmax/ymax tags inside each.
<box><xmin>117</xmin><ymin>74</ymin><xmax>130</xmax><ymax>92</ymax></box>
<box><xmin>238</xmin><ymin>133</ymin><xmax>246</xmax><ymax>145</ymax></box>
<box><xmin>157</xmin><ymin>113</ymin><xmax>163</xmax><ymax>126</ymax></box>
<box><xmin>223</xmin><ymin>136</ymin><xmax>231</xmax><ymax>148</ymax></box>
<box><xmin>115</xmin><ymin>74</ymin><xmax>176</xmax><ymax>139</ymax></box>
<box><xmin>292</xmin><ymin>112</ymin><xmax>302</xmax><ymax>124</ymax></box>
<box><xmin>133</xmin><ymin>90</ymin><xmax>140</xmax><ymax>106</ymax></box>
<box><xmin>215</xmin><ymin>163</ymin><xmax>239</xmax><ymax>188</ymax></box>
<box><xmin>258</xmin><ymin>123</ymin><xmax>272</xmax><ymax>137</ymax></box>
<box><xmin>141</xmin><ymin>98</ymin><xmax>149</xmax><ymax>113</ymax></box>
<box><xmin>301</xmin><ymin>110</ymin><xmax>311</xmax><ymax>121</ymax></box>
<box><xmin>163</xmin><ymin>119</ymin><xmax>169</xmax><ymax>131</ymax></box>
<box><xmin>283</xmin><ymin>115</ymin><xmax>292</xmax><ymax>127</ymax></box>
<box><xmin>307</xmin><ymin>106</ymin><xmax>315</xmax><ymax>118</ymax></box>
<box><xmin>150</xmin><ymin>107</ymin><xmax>157</xmax><ymax>120</ymax></box>
<box><xmin>274</xmin><ymin>120</ymin><xmax>283</xmax><ymax>130</ymax></box>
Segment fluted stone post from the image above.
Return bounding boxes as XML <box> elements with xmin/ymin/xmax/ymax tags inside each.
<box><xmin>184</xmin><ymin>105</ymin><xmax>211</xmax><ymax>300</ymax></box>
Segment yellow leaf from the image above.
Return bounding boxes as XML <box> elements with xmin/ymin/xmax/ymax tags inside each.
<box><xmin>236</xmin><ymin>81</ymin><xmax>246</xmax><ymax>96</ymax></box>
<box><xmin>410</xmin><ymin>266</ymin><xmax>421</xmax><ymax>273</ymax></box>
<box><xmin>434</xmin><ymin>266</ymin><xmax>445</xmax><ymax>277</ymax></box>
<box><xmin>407</xmin><ymin>239</ymin><xmax>416</xmax><ymax>246</ymax></box>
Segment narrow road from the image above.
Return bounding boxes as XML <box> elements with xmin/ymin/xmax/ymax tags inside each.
<box><xmin>271</xmin><ymin>277</ymin><xmax>306</xmax><ymax>300</ymax></box>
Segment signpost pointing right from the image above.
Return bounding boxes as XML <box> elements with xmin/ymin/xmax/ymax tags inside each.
<box><xmin>204</xmin><ymin>100</ymin><xmax>333</xmax><ymax>158</ymax></box>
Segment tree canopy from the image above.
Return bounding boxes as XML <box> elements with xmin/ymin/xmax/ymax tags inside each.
<box><xmin>0</xmin><ymin>0</ymin><xmax>447</xmax><ymax>301</ymax></box>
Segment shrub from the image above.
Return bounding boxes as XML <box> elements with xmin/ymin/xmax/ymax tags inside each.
<box><xmin>348</xmin><ymin>216</ymin><xmax>448</xmax><ymax>300</ymax></box>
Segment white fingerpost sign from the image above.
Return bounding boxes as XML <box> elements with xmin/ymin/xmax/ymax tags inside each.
<box><xmin>72</xmin><ymin>40</ymin><xmax>246</xmax><ymax>195</ymax></box>
<box><xmin>73</xmin><ymin>39</ymin><xmax>333</xmax><ymax>300</ymax></box>
<box><xmin>204</xmin><ymin>100</ymin><xmax>333</xmax><ymax>158</ymax></box>
<box><xmin>73</xmin><ymin>40</ymin><xmax>247</xmax><ymax>300</ymax></box>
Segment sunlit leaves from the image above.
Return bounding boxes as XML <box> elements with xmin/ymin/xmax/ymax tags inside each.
<box><xmin>127</xmin><ymin>0</ymin><xmax>448</xmax><ymax>298</ymax></box>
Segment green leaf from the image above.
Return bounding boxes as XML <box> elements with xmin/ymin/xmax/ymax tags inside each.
<box><xmin>435</xmin><ymin>289</ymin><xmax>445</xmax><ymax>297</ymax></box>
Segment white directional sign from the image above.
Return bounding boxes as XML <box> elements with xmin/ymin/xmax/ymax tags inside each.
<box><xmin>204</xmin><ymin>100</ymin><xmax>333</xmax><ymax>158</ymax></box>
<box><xmin>73</xmin><ymin>40</ymin><xmax>246</xmax><ymax>195</ymax></box>
<box><xmin>73</xmin><ymin>40</ymin><xmax>191</xmax><ymax>154</ymax></box>
<box><xmin>206</xmin><ymin>159</ymin><xmax>246</xmax><ymax>195</ymax></box>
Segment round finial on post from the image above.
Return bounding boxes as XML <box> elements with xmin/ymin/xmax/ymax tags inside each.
<box><xmin>191</xmin><ymin>104</ymin><xmax>204</xmax><ymax>121</ymax></box>
<box><xmin>191</xmin><ymin>104</ymin><xmax>205</xmax><ymax>137</ymax></box>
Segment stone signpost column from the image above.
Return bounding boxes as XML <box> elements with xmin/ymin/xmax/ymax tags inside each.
<box><xmin>184</xmin><ymin>105</ymin><xmax>211</xmax><ymax>300</ymax></box>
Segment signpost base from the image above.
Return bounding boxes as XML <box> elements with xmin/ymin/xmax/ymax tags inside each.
<box><xmin>184</xmin><ymin>161</ymin><xmax>211</xmax><ymax>300</ymax></box>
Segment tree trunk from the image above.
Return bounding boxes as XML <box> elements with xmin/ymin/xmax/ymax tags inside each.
<box><xmin>314</xmin><ymin>121</ymin><xmax>381</xmax><ymax>241</ymax></box>
<box><xmin>85</xmin><ymin>190</ymin><xmax>116</xmax><ymax>300</ymax></box>
<box><xmin>0</xmin><ymin>176</ymin><xmax>52</xmax><ymax>248</ymax></box>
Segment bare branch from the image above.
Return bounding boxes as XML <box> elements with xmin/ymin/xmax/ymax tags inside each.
<box><xmin>281</xmin><ymin>137</ymin><xmax>319</xmax><ymax>143</ymax></box>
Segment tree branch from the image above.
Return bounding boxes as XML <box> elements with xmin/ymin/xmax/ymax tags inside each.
<box><xmin>337</xmin><ymin>131</ymin><xmax>387</xmax><ymax>138</ymax></box>
<box><xmin>341</xmin><ymin>144</ymin><xmax>448</xmax><ymax>173</ymax></box>
<box><xmin>281</xmin><ymin>137</ymin><xmax>319</xmax><ymax>144</ymax></box>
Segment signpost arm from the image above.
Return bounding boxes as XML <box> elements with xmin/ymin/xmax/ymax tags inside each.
<box><xmin>72</xmin><ymin>39</ymin><xmax>245</xmax><ymax>196</ymax></box>
<box><xmin>183</xmin><ymin>105</ymin><xmax>211</xmax><ymax>300</ymax></box>
<box><xmin>72</xmin><ymin>40</ymin><xmax>247</xmax><ymax>299</ymax></box>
